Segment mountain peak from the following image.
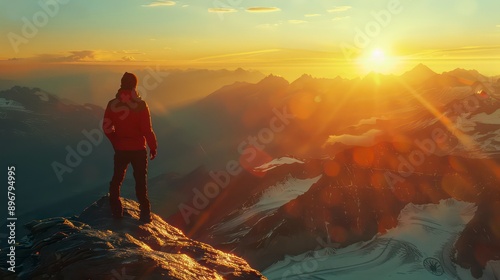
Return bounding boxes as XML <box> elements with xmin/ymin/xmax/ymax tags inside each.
<box><xmin>1</xmin><ymin>196</ymin><xmax>265</xmax><ymax>279</ymax></box>
<box><xmin>298</xmin><ymin>73</ymin><xmax>314</xmax><ymax>80</ymax></box>
<box><xmin>234</xmin><ymin>67</ymin><xmax>247</xmax><ymax>74</ymax></box>
<box><xmin>405</xmin><ymin>63</ymin><xmax>436</xmax><ymax>76</ymax></box>
<box><xmin>289</xmin><ymin>73</ymin><xmax>316</xmax><ymax>87</ymax></box>
<box><xmin>258</xmin><ymin>74</ymin><xmax>289</xmax><ymax>87</ymax></box>
<box><xmin>400</xmin><ymin>63</ymin><xmax>437</xmax><ymax>84</ymax></box>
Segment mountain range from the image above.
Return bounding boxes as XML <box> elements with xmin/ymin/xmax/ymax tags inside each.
<box><xmin>1</xmin><ymin>64</ymin><xmax>500</xmax><ymax>279</ymax></box>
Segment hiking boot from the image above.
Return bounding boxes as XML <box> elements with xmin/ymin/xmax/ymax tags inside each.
<box><xmin>109</xmin><ymin>195</ymin><xmax>123</xmax><ymax>219</ymax></box>
<box><xmin>111</xmin><ymin>208</ymin><xmax>123</xmax><ymax>219</ymax></box>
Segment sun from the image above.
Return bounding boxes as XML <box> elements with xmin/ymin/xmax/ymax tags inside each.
<box><xmin>357</xmin><ymin>47</ymin><xmax>400</xmax><ymax>74</ymax></box>
<box><xmin>371</xmin><ymin>49</ymin><xmax>386</xmax><ymax>63</ymax></box>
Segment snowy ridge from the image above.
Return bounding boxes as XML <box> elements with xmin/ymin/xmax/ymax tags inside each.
<box><xmin>0</xmin><ymin>97</ymin><xmax>30</xmax><ymax>112</ymax></box>
<box><xmin>451</xmin><ymin>109</ymin><xmax>500</xmax><ymax>157</ymax></box>
<box><xmin>263</xmin><ymin>199</ymin><xmax>499</xmax><ymax>280</ymax></box>
<box><xmin>254</xmin><ymin>157</ymin><xmax>304</xmax><ymax>172</ymax></box>
<box><xmin>325</xmin><ymin>129</ymin><xmax>383</xmax><ymax>147</ymax></box>
<box><xmin>213</xmin><ymin>174</ymin><xmax>321</xmax><ymax>237</ymax></box>
<box><xmin>355</xmin><ymin>117</ymin><xmax>383</xmax><ymax>126</ymax></box>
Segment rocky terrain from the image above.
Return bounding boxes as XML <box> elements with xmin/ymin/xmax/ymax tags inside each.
<box><xmin>0</xmin><ymin>196</ymin><xmax>266</xmax><ymax>280</ymax></box>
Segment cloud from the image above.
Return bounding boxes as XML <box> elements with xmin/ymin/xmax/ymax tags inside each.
<box><xmin>30</xmin><ymin>50</ymin><xmax>98</xmax><ymax>62</ymax></box>
<box><xmin>122</xmin><ymin>56</ymin><xmax>136</xmax><ymax>61</ymax></box>
<box><xmin>142</xmin><ymin>1</ymin><xmax>175</xmax><ymax>7</ymax></box>
<box><xmin>195</xmin><ymin>49</ymin><xmax>281</xmax><ymax>61</ymax></box>
<box><xmin>288</xmin><ymin>20</ymin><xmax>307</xmax><ymax>24</ymax></box>
<box><xmin>116</xmin><ymin>50</ymin><xmax>144</xmax><ymax>55</ymax></box>
<box><xmin>208</xmin><ymin>7</ymin><xmax>237</xmax><ymax>13</ymax></box>
<box><xmin>328</xmin><ymin>6</ymin><xmax>352</xmax><ymax>13</ymax></box>
<box><xmin>305</xmin><ymin>14</ymin><xmax>321</xmax><ymax>17</ymax></box>
<box><xmin>246</xmin><ymin>7</ymin><xmax>281</xmax><ymax>13</ymax></box>
<box><xmin>62</xmin><ymin>50</ymin><xmax>98</xmax><ymax>62</ymax></box>
<box><xmin>20</xmin><ymin>50</ymin><xmax>147</xmax><ymax>63</ymax></box>
<box><xmin>497</xmin><ymin>25</ymin><xmax>500</xmax><ymax>28</ymax></box>
<box><xmin>407</xmin><ymin>45</ymin><xmax>500</xmax><ymax>62</ymax></box>
<box><xmin>417</xmin><ymin>45</ymin><xmax>500</xmax><ymax>58</ymax></box>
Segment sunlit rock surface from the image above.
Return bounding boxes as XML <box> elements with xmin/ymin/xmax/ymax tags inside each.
<box><xmin>0</xmin><ymin>196</ymin><xmax>266</xmax><ymax>280</ymax></box>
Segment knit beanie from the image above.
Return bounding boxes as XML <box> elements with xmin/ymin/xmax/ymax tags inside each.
<box><xmin>121</xmin><ymin>72</ymin><xmax>138</xmax><ymax>89</ymax></box>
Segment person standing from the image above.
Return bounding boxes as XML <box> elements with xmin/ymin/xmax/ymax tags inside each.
<box><xmin>102</xmin><ymin>72</ymin><xmax>157</xmax><ymax>222</ymax></box>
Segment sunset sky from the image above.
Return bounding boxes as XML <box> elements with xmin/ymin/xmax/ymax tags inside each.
<box><xmin>1</xmin><ymin>0</ymin><xmax>500</xmax><ymax>78</ymax></box>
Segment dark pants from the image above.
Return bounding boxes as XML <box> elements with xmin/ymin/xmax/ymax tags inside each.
<box><xmin>109</xmin><ymin>150</ymin><xmax>151</xmax><ymax>217</ymax></box>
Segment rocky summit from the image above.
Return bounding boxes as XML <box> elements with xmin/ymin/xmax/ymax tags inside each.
<box><xmin>0</xmin><ymin>196</ymin><xmax>266</xmax><ymax>280</ymax></box>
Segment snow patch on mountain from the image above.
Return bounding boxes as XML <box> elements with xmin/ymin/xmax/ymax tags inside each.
<box><xmin>255</xmin><ymin>157</ymin><xmax>304</xmax><ymax>172</ymax></box>
<box><xmin>355</xmin><ymin>117</ymin><xmax>383</xmax><ymax>126</ymax></box>
<box><xmin>326</xmin><ymin>129</ymin><xmax>383</xmax><ymax>147</ymax></box>
<box><xmin>453</xmin><ymin>109</ymin><xmax>500</xmax><ymax>133</ymax></box>
<box><xmin>450</xmin><ymin>109</ymin><xmax>500</xmax><ymax>157</ymax></box>
<box><xmin>251</xmin><ymin>174</ymin><xmax>322</xmax><ymax>215</ymax></box>
<box><xmin>263</xmin><ymin>199</ymin><xmax>494</xmax><ymax>280</ymax></box>
<box><xmin>214</xmin><ymin>174</ymin><xmax>322</xmax><ymax>236</ymax></box>
<box><xmin>469</xmin><ymin>109</ymin><xmax>500</xmax><ymax>125</ymax></box>
<box><xmin>0</xmin><ymin>97</ymin><xmax>30</xmax><ymax>112</ymax></box>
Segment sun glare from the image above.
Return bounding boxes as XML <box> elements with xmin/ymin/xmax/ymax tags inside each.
<box><xmin>358</xmin><ymin>47</ymin><xmax>400</xmax><ymax>75</ymax></box>
<box><xmin>372</xmin><ymin>49</ymin><xmax>386</xmax><ymax>62</ymax></box>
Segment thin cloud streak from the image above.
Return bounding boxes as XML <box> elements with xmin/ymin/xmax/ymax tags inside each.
<box><xmin>246</xmin><ymin>7</ymin><xmax>281</xmax><ymax>13</ymax></box>
<box><xmin>194</xmin><ymin>49</ymin><xmax>282</xmax><ymax>62</ymax></box>
<box><xmin>208</xmin><ymin>8</ymin><xmax>237</xmax><ymax>13</ymax></box>
<box><xmin>8</xmin><ymin>50</ymin><xmax>147</xmax><ymax>63</ymax></box>
<box><xmin>412</xmin><ymin>45</ymin><xmax>500</xmax><ymax>57</ymax></box>
<box><xmin>142</xmin><ymin>1</ymin><xmax>176</xmax><ymax>7</ymax></box>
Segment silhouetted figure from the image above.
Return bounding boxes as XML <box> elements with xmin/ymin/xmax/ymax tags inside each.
<box><xmin>103</xmin><ymin>72</ymin><xmax>158</xmax><ymax>222</ymax></box>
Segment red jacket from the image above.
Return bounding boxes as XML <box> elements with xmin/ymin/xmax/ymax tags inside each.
<box><xmin>103</xmin><ymin>90</ymin><xmax>157</xmax><ymax>152</ymax></box>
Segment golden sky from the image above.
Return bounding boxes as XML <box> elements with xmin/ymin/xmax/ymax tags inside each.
<box><xmin>1</xmin><ymin>0</ymin><xmax>500</xmax><ymax>78</ymax></box>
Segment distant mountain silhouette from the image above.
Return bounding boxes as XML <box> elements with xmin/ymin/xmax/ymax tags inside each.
<box><xmin>289</xmin><ymin>74</ymin><xmax>344</xmax><ymax>93</ymax></box>
<box><xmin>153</xmin><ymin>68</ymin><xmax>266</xmax><ymax>109</ymax></box>
<box><xmin>0</xmin><ymin>196</ymin><xmax>265</xmax><ymax>280</ymax></box>
<box><xmin>444</xmin><ymin>68</ymin><xmax>489</xmax><ymax>83</ymax></box>
<box><xmin>0</xmin><ymin>68</ymin><xmax>265</xmax><ymax>111</ymax></box>
<box><xmin>0</xmin><ymin>86</ymin><xmax>112</xmax><ymax>221</ymax></box>
<box><xmin>400</xmin><ymin>63</ymin><xmax>437</xmax><ymax>85</ymax></box>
